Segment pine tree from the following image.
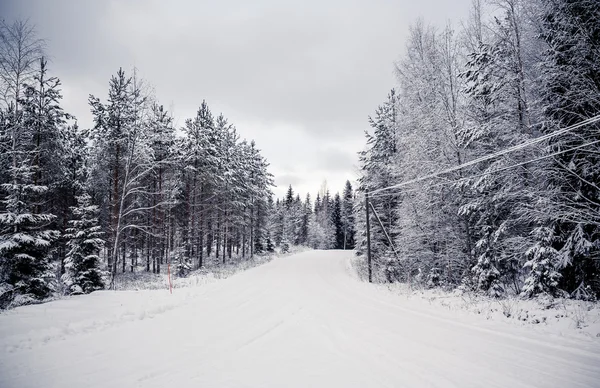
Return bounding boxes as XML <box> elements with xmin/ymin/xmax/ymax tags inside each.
<box><xmin>0</xmin><ymin>143</ymin><xmax>58</xmax><ymax>306</ymax></box>
<box><xmin>21</xmin><ymin>58</ymin><xmax>74</xmax><ymax>278</ymax></box>
<box><xmin>88</xmin><ymin>68</ymin><xmax>135</xmax><ymax>278</ymax></box>
<box><xmin>281</xmin><ymin>185</ymin><xmax>301</xmax><ymax>247</ymax></box>
<box><xmin>332</xmin><ymin>193</ymin><xmax>344</xmax><ymax>249</ymax></box>
<box><xmin>178</xmin><ymin>101</ymin><xmax>216</xmax><ymax>267</ymax></box>
<box><xmin>146</xmin><ymin>103</ymin><xmax>176</xmax><ymax>272</ymax></box>
<box><xmin>341</xmin><ymin>181</ymin><xmax>355</xmax><ymax>249</ymax></box>
<box><xmin>0</xmin><ymin>56</ymin><xmax>67</xmax><ymax>307</ymax></box>
<box><xmin>62</xmin><ymin>194</ymin><xmax>105</xmax><ymax>294</ymax></box>
<box><xmin>265</xmin><ymin>195</ymin><xmax>276</xmax><ymax>252</ymax></box>
<box><xmin>285</xmin><ymin>185</ymin><xmax>294</xmax><ymax>208</ymax></box>
<box><xmin>247</xmin><ymin>140</ymin><xmax>274</xmax><ymax>257</ymax></box>
<box><xmin>299</xmin><ymin>193</ymin><xmax>311</xmax><ymax>246</ymax></box>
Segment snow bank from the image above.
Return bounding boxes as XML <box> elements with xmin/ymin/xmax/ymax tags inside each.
<box><xmin>347</xmin><ymin>255</ymin><xmax>600</xmax><ymax>340</ymax></box>
<box><xmin>378</xmin><ymin>283</ymin><xmax>600</xmax><ymax>341</ymax></box>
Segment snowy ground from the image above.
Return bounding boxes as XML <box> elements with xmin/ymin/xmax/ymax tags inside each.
<box><xmin>1</xmin><ymin>250</ymin><xmax>599</xmax><ymax>387</ymax></box>
<box><xmin>376</xmin><ymin>281</ymin><xmax>600</xmax><ymax>341</ymax></box>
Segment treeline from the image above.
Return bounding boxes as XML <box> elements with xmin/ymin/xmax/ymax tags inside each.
<box><xmin>356</xmin><ymin>0</ymin><xmax>600</xmax><ymax>299</ymax></box>
<box><xmin>269</xmin><ymin>182</ymin><xmax>356</xmax><ymax>252</ymax></box>
<box><xmin>0</xmin><ymin>20</ymin><xmax>274</xmax><ymax>307</ymax></box>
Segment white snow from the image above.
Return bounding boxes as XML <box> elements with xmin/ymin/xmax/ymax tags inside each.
<box><xmin>1</xmin><ymin>250</ymin><xmax>599</xmax><ymax>387</ymax></box>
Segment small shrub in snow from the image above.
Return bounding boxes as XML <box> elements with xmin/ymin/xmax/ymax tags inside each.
<box><xmin>266</xmin><ymin>235</ymin><xmax>275</xmax><ymax>253</ymax></box>
<box><xmin>471</xmin><ymin>248</ymin><xmax>504</xmax><ymax>298</ymax></box>
<box><xmin>173</xmin><ymin>247</ymin><xmax>192</xmax><ymax>278</ymax></box>
<box><xmin>177</xmin><ymin>261</ymin><xmax>192</xmax><ymax>277</ymax></box>
<box><xmin>7</xmin><ymin>292</ymin><xmax>38</xmax><ymax>309</ymax></box>
<box><xmin>426</xmin><ymin>268</ymin><xmax>441</xmax><ymax>288</ymax></box>
<box><xmin>571</xmin><ymin>282</ymin><xmax>597</xmax><ymax>302</ymax></box>
<box><xmin>280</xmin><ymin>239</ymin><xmax>290</xmax><ymax>254</ymax></box>
<box><xmin>571</xmin><ymin>305</ymin><xmax>587</xmax><ymax>329</ymax></box>
<box><xmin>499</xmin><ymin>299</ymin><xmax>516</xmax><ymax>318</ymax></box>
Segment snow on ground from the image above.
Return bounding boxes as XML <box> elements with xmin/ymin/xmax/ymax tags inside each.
<box><xmin>1</xmin><ymin>250</ymin><xmax>600</xmax><ymax>388</ymax></box>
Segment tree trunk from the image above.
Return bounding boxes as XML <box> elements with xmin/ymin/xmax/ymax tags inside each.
<box><xmin>147</xmin><ymin>235</ymin><xmax>151</xmax><ymax>272</ymax></box>
<box><xmin>122</xmin><ymin>240</ymin><xmax>126</xmax><ymax>273</ymax></box>
<box><xmin>131</xmin><ymin>242</ymin><xmax>135</xmax><ymax>273</ymax></box>
<box><xmin>216</xmin><ymin>212</ymin><xmax>221</xmax><ymax>259</ymax></box>
<box><xmin>242</xmin><ymin>226</ymin><xmax>246</xmax><ymax>259</ymax></box>
<box><xmin>222</xmin><ymin>220</ymin><xmax>227</xmax><ymax>265</ymax></box>
<box><xmin>250</xmin><ymin>205</ymin><xmax>254</xmax><ymax>258</ymax></box>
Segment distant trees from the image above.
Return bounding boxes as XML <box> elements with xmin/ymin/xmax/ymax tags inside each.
<box><xmin>266</xmin><ymin>181</ymin><xmax>357</xmax><ymax>252</ymax></box>
<box><xmin>356</xmin><ymin>0</ymin><xmax>600</xmax><ymax>299</ymax></box>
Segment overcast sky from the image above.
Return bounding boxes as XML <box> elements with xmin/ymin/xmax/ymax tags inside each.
<box><xmin>3</xmin><ymin>0</ymin><xmax>473</xmax><ymax>199</ymax></box>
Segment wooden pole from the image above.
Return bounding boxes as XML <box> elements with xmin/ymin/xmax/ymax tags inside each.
<box><xmin>365</xmin><ymin>191</ymin><xmax>373</xmax><ymax>283</ymax></box>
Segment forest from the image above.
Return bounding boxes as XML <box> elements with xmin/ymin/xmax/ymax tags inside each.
<box><xmin>355</xmin><ymin>0</ymin><xmax>600</xmax><ymax>299</ymax></box>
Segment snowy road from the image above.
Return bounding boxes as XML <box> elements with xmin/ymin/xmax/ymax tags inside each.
<box><xmin>1</xmin><ymin>250</ymin><xmax>599</xmax><ymax>388</ymax></box>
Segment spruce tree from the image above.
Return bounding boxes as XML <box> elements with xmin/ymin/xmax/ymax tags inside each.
<box><xmin>341</xmin><ymin>181</ymin><xmax>356</xmax><ymax>249</ymax></box>
<box><xmin>0</xmin><ymin>141</ymin><xmax>58</xmax><ymax>306</ymax></box>
<box><xmin>299</xmin><ymin>193</ymin><xmax>311</xmax><ymax>246</ymax></box>
<box><xmin>62</xmin><ymin>194</ymin><xmax>105</xmax><ymax>294</ymax></box>
<box><xmin>521</xmin><ymin>226</ymin><xmax>561</xmax><ymax>297</ymax></box>
<box><xmin>332</xmin><ymin>193</ymin><xmax>344</xmax><ymax>249</ymax></box>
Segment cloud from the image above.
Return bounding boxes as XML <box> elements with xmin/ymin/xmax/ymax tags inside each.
<box><xmin>274</xmin><ymin>173</ymin><xmax>304</xmax><ymax>188</ymax></box>
<box><xmin>2</xmin><ymin>0</ymin><xmax>474</xmax><ymax>200</ymax></box>
<box><xmin>314</xmin><ymin>147</ymin><xmax>359</xmax><ymax>173</ymax></box>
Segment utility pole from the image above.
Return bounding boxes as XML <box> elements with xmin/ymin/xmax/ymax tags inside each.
<box><xmin>365</xmin><ymin>190</ymin><xmax>372</xmax><ymax>283</ymax></box>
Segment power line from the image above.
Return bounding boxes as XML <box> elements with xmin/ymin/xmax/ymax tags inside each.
<box><xmin>369</xmin><ymin>138</ymin><xmax>600</xmax><ymax>199</ymax></box>
<box><xmin>367</xmin><ymin>138</ymin><xmax>600</xmax><ymax>200</ymax></box>
<box><xmin>369</xmin><ymin>115</ymin><xmax>600</xmax><ymax>195</ymax></box>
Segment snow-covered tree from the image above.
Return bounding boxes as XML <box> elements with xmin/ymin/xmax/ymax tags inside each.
<box><xmin>521</xmin><ymin>226</ymin><xmax>561</xmax><ymax>297</ymax></box>
<box><xmin>341</xmin><ymin>181</ymin><xmax>356</xmax><ymax>250</ymax></box>
<box><xmin>331</xmin><ymin>193</ymin><xmax>344</xmax><ymax>249</ymax></box>
<box><xmin>0</xmin><ymin>144</ymin><xmax>57</xmax><ymax>306</ymax></box>
<box><xmin>356</xmin><ymin>89</ymin><xmax>400</xmax><ymax>276</ymax></box>
<box><xmin>0</xmin><ymin>54</ymin><xmax>69</xmax><ymax>307</ymax></box>
<box><xmin>62</xmin><ymin>194</ymin><xmax>105</xmax><ymax>294</ymax></box>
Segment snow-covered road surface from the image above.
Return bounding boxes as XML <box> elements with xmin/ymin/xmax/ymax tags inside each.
<box><xmin>1</xmin><ymin>250</ymin><xmax>599</xmax><ymax>388</ymax></box>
